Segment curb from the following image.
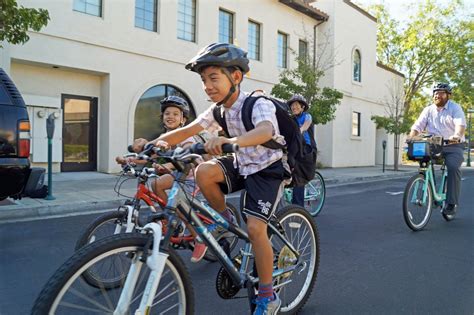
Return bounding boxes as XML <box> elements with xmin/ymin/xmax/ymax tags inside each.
<box><xmin>0</xmin><ymin>199</ymin><xmax>126</xmax><ymax>223</ymax></box>
<box><xmin>323</xmin><ymin>172</ymin><xmax>417</xmax><ymax>186</ymax></box>
<box><xmin>0</xmin><ymin>171</ymin><xmax>419</xmax><ymax>223</ymax></box>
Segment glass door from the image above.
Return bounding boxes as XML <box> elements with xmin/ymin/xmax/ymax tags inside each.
<box><xmin>61</xmin><ymin>95</ymin><xmax>97</xmax><ymax>171</ymax></box>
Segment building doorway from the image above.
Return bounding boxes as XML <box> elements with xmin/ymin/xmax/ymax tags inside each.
<box><xmin>61</xmin><ymin>95</ymin><xmax>98</xmax><ymax>171</ymax></box>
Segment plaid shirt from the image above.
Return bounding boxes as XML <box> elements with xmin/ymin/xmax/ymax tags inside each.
<box><xmin>411</xmin><ymin>100</ymin><xmax>466</xmax><ymax>141</ymax></box>
<box><xmin>196</xmin><ymin>91</ymin><xmax>285</xmax><ymax>176</ymax></box>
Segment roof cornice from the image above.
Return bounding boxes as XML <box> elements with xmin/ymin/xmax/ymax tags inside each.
<box><xmin>279</xmin><ymin>0</ymin><xmax>329</xmax><ymax>21</ymax></box>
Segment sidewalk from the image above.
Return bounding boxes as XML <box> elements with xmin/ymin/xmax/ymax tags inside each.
<box><xmin>0</xmin><ymin>164</ymin><xmax>431</xmax><ymax>222</ymax></box>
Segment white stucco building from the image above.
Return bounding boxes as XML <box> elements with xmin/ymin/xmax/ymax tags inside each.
<box><xmin>0</xmin><ymin>0</ymin><xmax>404</xmax><ymax>172</ymax></box>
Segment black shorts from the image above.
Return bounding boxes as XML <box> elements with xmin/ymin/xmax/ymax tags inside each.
<box><xmin>215</xmin><ymin>156</ymin><xmax>285</xmax><ymax>223</ymax></box>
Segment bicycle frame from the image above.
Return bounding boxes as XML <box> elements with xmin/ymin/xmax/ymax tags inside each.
<box><xmin>165</xmin><ymin>179</ymin><xmax>300</xmax><ymax>285</ymax></box>
<box><xmin>412</xmin><ymin>161</ymin><xmax>448</xmax><ymax>205</ymax></box>
<box><xmin>119</xmin><ymin>169</ymin><xmax>216</xmax><ymax>244</ymax></box>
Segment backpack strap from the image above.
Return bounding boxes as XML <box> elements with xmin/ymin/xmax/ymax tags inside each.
<box><xmin>212</xmin><ymin>105</ymin><xmax>230</xmax><ymax>138</ymax></box>
<box><xmin>242</xmin><ymin>95</ymin><xmax>285</xmax><ymax>150</ymax></box>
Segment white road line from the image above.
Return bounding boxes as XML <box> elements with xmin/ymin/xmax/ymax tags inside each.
<box><xmin>386</xmin><ymin>191</ymin><xmax>404</xmax><ymax>195</ymax></box>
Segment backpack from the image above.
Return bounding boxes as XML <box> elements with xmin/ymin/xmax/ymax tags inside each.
<box><xmin>212</xmin><ymin>92</ymin><xmax>317</xmax><ymax>186</ymax></box>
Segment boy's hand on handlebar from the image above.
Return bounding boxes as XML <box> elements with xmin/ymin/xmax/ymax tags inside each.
<box><xmin>151</xmin><ymin>140</ymin><xmax>170</xmax><ymax>151</ymax></box>
<box><xmin>204</xmin><ymin>136</ymin><xmax>234</xmax><ymax>155</ymax></box>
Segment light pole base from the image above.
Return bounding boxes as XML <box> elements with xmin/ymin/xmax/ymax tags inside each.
<box><xmin>44</xmin><ymin>195</ymin><xmax>56</xmax><ymax>200</ymax></box>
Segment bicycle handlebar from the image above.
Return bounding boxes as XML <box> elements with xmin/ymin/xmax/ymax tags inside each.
<box><xmin>189</xmin><ymin>143</ymin><xmax>239</xmax><ymax>155</ymax></box>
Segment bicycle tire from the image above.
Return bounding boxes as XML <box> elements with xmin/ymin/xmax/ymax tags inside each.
<box><xmin>305</xmin><ymin>172</ymin><xmax>326</xmax><ymax>216</ymax></box>
<box><xmin>74</xmin><ymin>210</ymin><xmax>134</xmax><ymax>288</ymax></box>
<box><xmin>32</xmin><ymin>233</ymin><xmax>194</xmax><ymax>315</ymax></box>
<box><xmin>75</xmin><ymin>210</ymin><xmax>130</xmax><ymax>250</ymax></box>
<box><xmin>403</xmin><ymin>174</ymin><xmax>433</xmax><ymax>231</ymax></box>
<box><xmin>269</xmin><ymin>205</ymin><xmax>320</xmax><ymax>314</ymax></box>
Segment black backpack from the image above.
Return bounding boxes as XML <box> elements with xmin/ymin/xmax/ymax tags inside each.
<box><xmin>212</xmin><ymin>92</ymin><xmax>316</xmax><ymax>186</ymax></box>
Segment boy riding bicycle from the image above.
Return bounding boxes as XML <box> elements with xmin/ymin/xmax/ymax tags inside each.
<box><xmin>149</xmin><ymin>43</ymin><xmax>287</xmax><ymax>314</ymax></box>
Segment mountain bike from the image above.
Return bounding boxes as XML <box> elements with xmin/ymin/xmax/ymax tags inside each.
<box><xmin>74</xmin><ymin>151</ymin><xmax>241</xmax><ymax>288</ymax></box>
<box><xmin>282</xmin><ymin>171</ymin><xmax>326</xmax><ymax>216</ymax></box>
<box><xmin>403</xmin><ymin>135</ymin><xmax>456</xmax><ymax>231</ymax></box>
<box><xmin>32</xmin><ymin>143</ymin><xmax>320</xmax><ymax>315</ymax></box>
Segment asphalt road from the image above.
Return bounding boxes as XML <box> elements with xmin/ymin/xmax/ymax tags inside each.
<box><xmin>1</xmin><ymin>170</ymin><xmax>473</xmax><ymax>314</ymax></box>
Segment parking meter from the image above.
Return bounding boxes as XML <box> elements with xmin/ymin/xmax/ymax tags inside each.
<box><xmin>46</xmin><ymin>114</ymin><xmax>55</xmax><ymax>139</ymax></box>
<box><xmin>382</xmin><ymin>140</ymin><xmax>387</xmax><ymax>172</ymax></box>
<box><xmin>45</xmin><ymin>113</ymin><xmax>56</xmax><ymax>200</ymax></box>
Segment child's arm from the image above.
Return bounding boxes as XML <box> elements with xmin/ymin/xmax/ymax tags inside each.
<box><xmin>151</xmin><ymin>121</ymin><xmax>204</xmax><ymax>148</ymax></box>
<box><xmin>300</xmin><ymin>113</ymin><xmax>312</xmax><ymax>133</ymax></box>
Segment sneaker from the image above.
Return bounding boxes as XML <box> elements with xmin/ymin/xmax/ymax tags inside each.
<box><xmin>190</xmin><ymin>241</ymin><xmax>208</xmax><ymax>263</ymax></box>
<box><xmin>442</xmin><ymin>204</ymin><xmax>457</xmax><ymax>216</ymax></box>
<box><xmin>253</xmin><ymin>293</ymin><xmax>281</xmax><ymax>315</ymax></box>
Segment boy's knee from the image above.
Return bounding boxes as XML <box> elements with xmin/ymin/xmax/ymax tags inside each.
<box><xmin>195</xmin><ymin>162</ymin><xmax>222</xmax><ymax>185</ymax></box>
<box><xmin>247</xmin><ymin>218</ymin><xmax>267</xmax><ymax>241</ymax></box>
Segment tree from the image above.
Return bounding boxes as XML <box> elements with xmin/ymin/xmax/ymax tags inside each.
<box><xmin>0</xmin><ymin>0</ymin><xmax>49</xmax><ymax>47</ymax></box>
<box><xmin>366</xmin><ymin>0</ymin><xmax>472</xmax><ymax>119</ymax></box>
<box><xmin>371</xmin><ymin>80</ymin><xmax>411</xmax><ymax>170</ymax></box>
<box><xmin>271</xmin><ymin>30</ymin><xmax>343</xmax><ymax>125</ymax></box>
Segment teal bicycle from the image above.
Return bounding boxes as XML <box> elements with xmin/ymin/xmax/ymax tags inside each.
<box><xmin>282</xmin><ymin>171</ymin><xmax>326</xmax><ymax>216</ymax></box>
<box><xmin>403</xmin><ymin>135</ymin><xmax>455</xmax><ymax>231</ymax></box>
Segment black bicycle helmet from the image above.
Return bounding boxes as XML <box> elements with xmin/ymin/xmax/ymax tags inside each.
<box><xmin>185</xmin><ymin>43</ymin><xmax>250</xmax><ymax>74</ymax></box>
<box><xmin>287</xmin><ymin>94</ymin><xmax>309</xmax><ymax>111</ymax></box>
<box><xmin>160</xmin><ymin>95</ymin><xmax>190</xmax><ymax>118</ymax></box>
<box><xmin>432</xmin><ymin>82</ymin><xmax>452</xmax><ymax>94</ymax></box>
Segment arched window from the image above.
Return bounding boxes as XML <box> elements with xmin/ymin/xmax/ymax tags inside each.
<box><xmin>353</xmin><ymin>49</ymin><xmax>361</xmax><ymax>82</ymax></box>
<box><xmin>134</xmin><ymin>84</ymin><xmax>195</xmax><ymax>140</ymax></box>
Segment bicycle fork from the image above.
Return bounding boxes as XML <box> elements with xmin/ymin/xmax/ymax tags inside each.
<box><xmin>114</xmin><ymin>221</ymin><xmax>169</xmax><ymax>315</ymax></box>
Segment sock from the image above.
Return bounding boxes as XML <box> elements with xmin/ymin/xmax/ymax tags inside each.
<box><xmin>257</xmin><ymin>282</ymin><xmax>274</xmax><ymax>300</ymax></box>
<box><xmin>221</xmin><ymin>208</ymin><xmax>234</xmax><ymax>223</ymax></box>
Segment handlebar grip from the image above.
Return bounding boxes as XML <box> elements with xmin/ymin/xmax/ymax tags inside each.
<box><xmin>190</xmin><ymin>143</ymin><xmax>239</xmax><ymax>154</ymax></box>
<box><xmin>222</xmin><ymin>143</ymin><xmax>239</xmax><ymax>153</ymax></box>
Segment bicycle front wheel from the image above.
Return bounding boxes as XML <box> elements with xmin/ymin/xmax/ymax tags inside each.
<box><xmin>271</xmin><ymin>205</ymin><xmax>320</xmax><ymax>314</ymax></box>
<box><xmin>33</xmin><ymin>233</ymin><xmax>194</xmax><ymax>315</ymax></box>
<box><xmin>403</xmin><ymin>174</ymin><xmax>433</xmax><ymax>231</ymax></box>
<box><xmin>304</xmin><ymin>172</ymin><xmax>326</xmax><ymax>216</ymax></box>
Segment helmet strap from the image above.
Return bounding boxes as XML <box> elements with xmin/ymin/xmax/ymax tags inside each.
<box><xmin>216</xmin><ymin>68</ymin><xmax>239</xmax><ymax>107</ymax></box>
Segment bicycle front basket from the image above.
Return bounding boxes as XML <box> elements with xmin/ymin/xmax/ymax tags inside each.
<box><xmin>407</xmin><ymin>141</ymin><xmax>431</xmax><ymax>161</ymax></box>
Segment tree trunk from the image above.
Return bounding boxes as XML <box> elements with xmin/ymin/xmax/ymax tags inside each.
<box><xmin>393</xmin><ymin>133</ymin><xmax>400</xmax><ymax>171</ymax></box>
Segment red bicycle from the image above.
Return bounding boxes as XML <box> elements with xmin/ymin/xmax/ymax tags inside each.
<box><xmin>75</xmin><ymin>158</ymin><xmax>240</xmax><ymax>288</ymax></box>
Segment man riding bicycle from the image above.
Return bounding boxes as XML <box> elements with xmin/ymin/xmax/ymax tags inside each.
<box><xmin>408</xmin><ymin>82</ymin><xmax>466</xmax><ymax>216</ymax></box>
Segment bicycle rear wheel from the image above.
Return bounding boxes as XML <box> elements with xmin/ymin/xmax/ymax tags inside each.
<box><xmin>75</xmin><ymin>210</ymin><xmax>134</xmax><ymax>288</ymax></box>
<box><xmin>304</xmin><ymin>172</ymin><xmax>326</xmax><ymax>216</ymax></box>
<box><xmin>270</xmin><ymin>205</ymin><xmax>320</xmax><ymax>314</ymax></box>
<box><xmin>403</xmin><ymin>174</ymin><xmax>433</xmax><ymax>231</ymax></box>
<box><xmin>75</xmin><ymin>210</ymin><xmax>131</xmax><ymax>250</ymax></box>
<box><xmin>32</xmin><ymin>233</ymin><xmax>194</xmax><ymax>315</ymax></box>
